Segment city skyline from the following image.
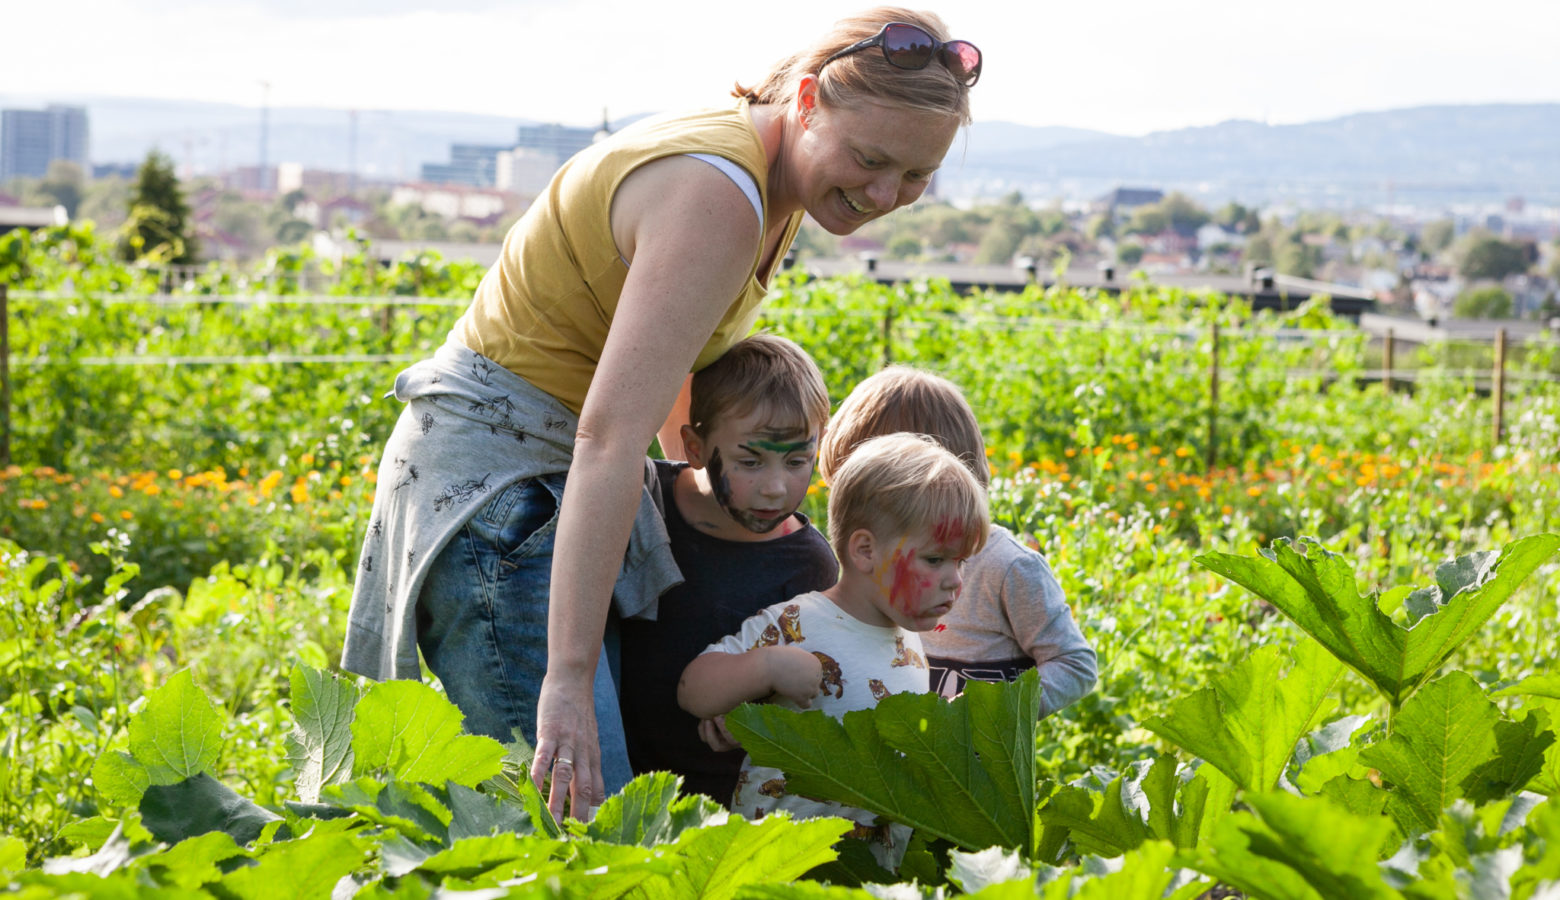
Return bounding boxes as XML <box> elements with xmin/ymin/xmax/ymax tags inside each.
<box><xmin>4</xmin><ymin>0</ymin><xmax>1559</xmax><ymax>136</ymax></box>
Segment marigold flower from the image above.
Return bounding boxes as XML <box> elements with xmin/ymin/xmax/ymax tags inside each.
<box><xmin>120</xmin><ymin>510</ymin><xmax>134</xmax><ymax>520</ymax></box>
<box><xmin>91</xmin><ymin>512</ymin><xmax>105</xmax><ymax>524</ymax></box>
<box><xmin>109</xmin><ymin>485</ymin><xmax>124</xmax><ymax>498</ymax></box>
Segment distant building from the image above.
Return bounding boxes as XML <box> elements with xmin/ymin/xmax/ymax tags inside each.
<box><xmin>495</xmin><ymin>146</ymin><xmax>559</xmax><ymax>197</ymax></box>
<box><xmin>420</xmin><ymin>143</ymin><xmax>511</xmax><ymax>188</ymax></box>
<box><xmin>390</xmin><ymin>183</ymin><xmax>510</xmax><ymax>221</ymax></box>
<box><xmin>1094</xmin><ymin>186</ymin><xmax>1163</xmax><ymax>217</ymax></box>
<box><xmin>514</xmin><ymin>123</ymin><xmax>596</xmax><ymax>163</ymax></box>
<box><xmin>0</xmin><ymin>104</ymin><xmax>89</xmax><ymax>181</ymax></box>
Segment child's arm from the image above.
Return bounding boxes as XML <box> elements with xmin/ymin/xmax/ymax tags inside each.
<box><xmin>678</xmin><ymin>646</ymin><xmax>823</xmax><ymax>720</ymax></box>
<box><xmin>1004</xmin><ymin>551</ymin><xmax>1098</xmax><ymax>717</ymax></box>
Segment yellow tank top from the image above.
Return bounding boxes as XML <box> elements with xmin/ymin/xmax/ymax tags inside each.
<box><xmin>452</xmin><ymin>101</ymin><xmax>802</xmax><ymax>415</ymax></box>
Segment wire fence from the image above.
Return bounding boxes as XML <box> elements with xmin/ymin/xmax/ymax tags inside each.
<box><xmin>3</xmin><ymin>283</ymin><xmax>1558</xmax><ymax>470</ymax></box>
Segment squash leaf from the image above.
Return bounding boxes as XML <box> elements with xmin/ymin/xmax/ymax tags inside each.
<box><xmin>127</xmin><ymin>668</ymin><xmax>225</xmax><ymax>785</ymax></box>
<box><xmin>726</xmin><ymin>669</ymin><xmax>1038</xmax><ymax>853</ymax></box>
<box><xmin>285</xmin><ymin>663</ymin><xmax>359</xmax><ymax>804</ymax></box>
<box><xmin>350</xmin><ymin>679</ymin><xmax>504</xmax><ymax>788</ymax></box>
<box><xmin>1144</xmin><ymin>639</ymin><xmax>1342</xmax><ymax>793</ymax></box>
<box><xmin>1196</xmin><ymin>534</ymin><xmax>1560</xmax><ymax>707</ymax></box>
<box><xmin>1358</xmin><ymin>671</ymin><xmax>1554</xmax><ymax>834</ymax></box>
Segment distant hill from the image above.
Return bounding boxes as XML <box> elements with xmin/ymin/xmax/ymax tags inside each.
<box><xmin>945</xmin><ymin>104</ymin><xmax>1560</xmax><ymax>208</ymax></box>
<box><xmin>4</xmin><ymin>94</ymin><xmax>1556</xmax><ymax>208</ymax></box>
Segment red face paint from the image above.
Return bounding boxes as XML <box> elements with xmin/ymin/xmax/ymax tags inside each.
<box><xmin>932</xmin><ymin>516</ymin><xmax>965</xmax><ymax>548</ymax></box>
<box><xmin>888</xmin><ymin>548</ymin><xmax>932</xmax><ymax>611</ymax></box>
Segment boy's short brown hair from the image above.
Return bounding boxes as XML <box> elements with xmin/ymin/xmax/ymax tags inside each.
<box><xmin>826</xmin><ymin>432</ymin><xmax>988</xmax><ymax>561</ymax></box>
<box><xmin>819</xmin><ymin>366</ymin><xmax>988</xmax><ymax>487</ymax></box>
<box><xmin>689</xmin><ymin>333</ymin><xmax>830</xmax><ymax>438</ymax></box>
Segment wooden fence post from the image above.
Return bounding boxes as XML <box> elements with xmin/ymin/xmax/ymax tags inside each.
<box><xmin>1383</xmin><ymin>328</ymin><xmax>1394</xmax><ymax>394</ymax></box>
<box><xmin>1492</xmin><ymin>328</ymin><xmax>1507</xmax><ymax>447</ymax></box>
<box><xmin>1206</xmin><ymin>320</ymin><xmax>1219</xmax><ymax>475</ymax></box>
<box><xmin>882</xmin><ymin>304</ymin><xmax>894</xmax><ymax>368</ymax></box>
<box><xmin>1</xmin><ymin>283</ymin><xmax>9</xmax><ymax>466</ymax></box>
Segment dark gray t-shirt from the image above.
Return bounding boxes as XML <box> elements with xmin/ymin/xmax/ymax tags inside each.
<box><xmin>619</xmin><ymin>460</ymin><xmax>838</xmax><ymax>806</ymax></box>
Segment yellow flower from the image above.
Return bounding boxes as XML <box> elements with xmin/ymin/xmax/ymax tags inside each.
<box><xmin>91</xmin><ymin>512</ymin><xmax>105</xmax><ymax>524</ymax></box>
<box><xmin>259</xmin><ymin>470</ymin><xmax>284</xmax><ymax>498</ymax></box>
<box><xmin>167</xmin><ymin>469</ymin><xmax>183</xmax><ymax>480</ymax></box>
<box><xmin>1246</xmin><ymin>485</ymin><xmax>1263</xmax><ymax>498</ymax></box>
<box><xmin>109</xmin><ymin>485</ymin><xmax>124</xmax><ymax>498</ymax></box>
<box><xmin>290</xmin><ymin>479</ymin><xmax>310</xmax><ymax>505</ymax></box>
<box><xmin>120</xmin><ymin>509</ymin><xmax>134</xmax><ymax>520</ymax></box>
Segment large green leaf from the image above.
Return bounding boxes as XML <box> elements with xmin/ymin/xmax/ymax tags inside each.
<box><xmin>584</xmin><ymin>771</ymin><xmax>726</xmax><ymax>847</ymax></box>
<box><xmin>285</xmin><ymin>663</ymin><xmax>359</xmax><ymax>804</ymax></box>
<box><xmin>138</xmin><ymin>831</ymin><xmax>248</xmax><ymax>890</ymax></box>
<box><xmin>632</xmin><ymin>814</ymin><xmax>851</xmax><ymax>900</ymax></box>
<box><xmin>1144</xmin><ymin>639</ymin><xmax>1343</xmax><ymax>792</ymax></box>
<box><xmin>321</xmin><ymin>777</ymin><xmax>451</xmax><ymax>844</ymax></box>
<box><xmin>127</xmin><ymin>668</ymin><xmax>225</xmax><ymax>785</ymax></box>
<box><xmin>351</xmin><ymin>679</ymin><xmax>504</xmax><ymax>788</ymax></box>
<box><xmin>90</xmin><ymin>750</ymin><xmax>151</xmax><ymax>807</ymax></box>
<box><xmin>140</xmin><ymin>773</ymin><xmax>284</xmax><ymax>846</ymax></box>
<box><xmin>726</xmin><ymin>669</ymin><xmax>1038</xmax><ymax>853</ymax></box>
<box><xmin>1358</xmin><ymin>671</ymin><xmax>1553</xmax><ymax>834</ymax></box>
<box><xmin>1196</xmin><ymin>534</ymin><xmax>1560</xmax><ymax>707</ymax></box>
<box><xmin>1194</xmin><ymin>792</ymin><xmax>1402</xmax><ymax>900</ymax></box>
<box><xmin>446</xmin><ymin>781</ymin><xmax>535</xmax><ymax>841</ymax></box>
<box><xmin>216</xmin><ymin>833</ymin><xmax>366</xmax><ymax>900</ymax></box>
<box><xmin>1038</xmin><ymin>755</ymin><xmax>1234</xmax><ymax>861</ymax></box>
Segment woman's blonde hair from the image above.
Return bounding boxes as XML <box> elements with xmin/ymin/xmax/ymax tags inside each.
<box><xmin>827</xmin><ymin>432</ymin><xmax>988</xmax><ymax>561</ymax></box>
<box><xmin>734</xmin><ymin>7</ymin><xmax>973</xmax><ymax>125</ymax></box>
<box><xmin>819</xmin><ymin>366</ymin><xmax>988</xmax><ymax>487</ymax></box>
<box><xmin>688</xmin><ymin>333</ymin><xmax>831</xmax><ymax>439</ymax></box>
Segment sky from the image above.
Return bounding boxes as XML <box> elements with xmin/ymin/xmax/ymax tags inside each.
<box><xmin>6</xmin><ymin>0</ymin><xmax>1559</xmax><ymax>136</ymax></box>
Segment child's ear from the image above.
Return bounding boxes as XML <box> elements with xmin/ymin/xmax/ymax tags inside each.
<box><xmin>681</xmin><ymin>424</ymin><xmax>707</xmax><ymax>469</ymax></box>
<box><xmin>844</xmin><ymin>528</ymin><xmax>877</xmax><ymax>573</ymax></box>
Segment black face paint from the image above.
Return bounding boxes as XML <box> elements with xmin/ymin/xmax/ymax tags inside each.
<box><xmin>706</xmin><ymin>447</ymin><xmax>789</xmax><ymax>535</ymax></box>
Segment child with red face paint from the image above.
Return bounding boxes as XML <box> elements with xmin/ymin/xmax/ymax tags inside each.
<box><xmin>818</xmin><ymin>367</ymin><xmax>1098</xmax><ymax>717</ymax></box>
<box><xmin>618</xmin><ymin>333</ymin><xmax>838</xmax><ymax>807</ymax></box>
<box><xmin>678</xmin><ymin>432</ymin><xmax>988</xmax><ymax>868</ymax></box>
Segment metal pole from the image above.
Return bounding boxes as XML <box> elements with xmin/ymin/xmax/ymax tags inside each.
<box><xmin>1383</xmin><ymin>328</ymin><xmax>1394</xmax><ymax>394</ymax></box>
<box><xmin>1206</xmin><ymin>320</ymin><xmax>1219</xmax><ymax>474</ymax></box>
<box><xmin>1</xmin><ymin>283</ymin><xmax>9</xmax><ymax>466</ymax></box>
<box><xmin>881</xmin><ymin>305</ymin><xmax>894</xmax><ymax>368</ymax></box>
<box><xmin>1492</xmin><ymin>328</ymin><xmax>1507</xmax><ymax>447</ymax></box>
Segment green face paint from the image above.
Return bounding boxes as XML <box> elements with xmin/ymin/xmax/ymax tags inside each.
<box><xmin>741</xmin><ymin>437</ymin><xmax>817</xmax><ymax>455</ymax></box>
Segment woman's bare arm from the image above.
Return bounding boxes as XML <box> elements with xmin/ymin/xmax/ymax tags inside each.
<box><xmin>531</xmin><ymin>155</ymin><xmax>764</xmax><ymax>820</ymax></box>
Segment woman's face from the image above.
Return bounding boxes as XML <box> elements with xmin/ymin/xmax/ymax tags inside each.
<box><xmin>792</xmin><ymin>89</ymin><xmax>962</xmax><ymax>236</ymax></box>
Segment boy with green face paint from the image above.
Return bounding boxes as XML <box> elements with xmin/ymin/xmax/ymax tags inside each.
<box><xmin>618</xmin><ymin>333</ymin><xmax>836</xmax><ymax>805</ymax></box>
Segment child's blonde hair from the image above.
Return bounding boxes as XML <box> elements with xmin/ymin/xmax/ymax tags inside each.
<box><xmin>826</xmin><ymin>432</ymin><xmax>988</xmax><ymax>561</ymax></box>
<box><xmin>689</xmin><ymin>333</ymin><xmax>830</xmax><ymax>439</ymax></box>
<box><xmin>819</xmin><ymin>366</ymin><xmax>988</xmax><ymax>488</ymax></box>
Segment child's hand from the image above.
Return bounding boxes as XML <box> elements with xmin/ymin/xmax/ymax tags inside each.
<box><xmin>764</xmin><ymin>646</ymin><xmax>824</xmax><ymax>708</ymax></box>
<box><xmin>698</xmin><ymin>716</ymin><xmax>741</xmax><ymax>752</ymax></box>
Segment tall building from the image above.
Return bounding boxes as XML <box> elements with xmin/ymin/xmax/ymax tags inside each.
<box><xmin>514</xmin><ymin>123</ymin><xmax>596</xmax><ymax>163</ymax></box>
<box><xmin>420</xmin><ymin>143</ymin><xmax>510</xmax><ymax>187</ymax></box>
<box><xmin>0</xmin><ymin>105</ymin><xmax>89</xmax><ymax>181</ymax></box>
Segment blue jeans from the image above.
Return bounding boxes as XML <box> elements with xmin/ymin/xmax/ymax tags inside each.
<box><xmin>416</xmin><ymin>473</ymin><xmax>632</xmax><ymax>797</ymax></box>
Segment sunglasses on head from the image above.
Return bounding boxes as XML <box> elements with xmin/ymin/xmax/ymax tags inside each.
<box><xmin>820</xmin><ymin>21</ymin><xmax>982</xmax><ymax>87</ymax></box>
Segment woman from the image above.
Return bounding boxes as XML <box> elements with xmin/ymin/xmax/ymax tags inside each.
<box><xmin>341</xmin><ymin>6</ymin><xmax>980</xmax><ymax>820</ymax></box>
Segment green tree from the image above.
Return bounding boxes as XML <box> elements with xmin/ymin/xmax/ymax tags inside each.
<box><xmin>1455</xmin><ymin>231</ymin><xmax>1529</xmax><ymax>280</ymax></box>
<box><xmin>1160</xmin><ymin>192</ymin><xmax>1210</xmax><ymax>233</ymax></box>
<box><xmin>1420</xmin><ymin>219</ymin><xmax>1455</xmax><ymax>255</ymax></box>
<box><xmin>38</xmin><ymin>160</ymin><xmax>85</xmax><ymax>218</ymax></box>
<box><xmin>1124</xmin><ymin>205</ymin><xmax>1169</xmax><ymax>236</ymax></box>
<box><xmin>1452</xmin><ymin>285</ymin><xmax>1513</xmax><ymax>319</ymax></box>
<box><xmin>1117</xmin><ymin>242</ymin><xmax>1144</xmax><ymax>265</ymax></box>
<box><xmin>120</xmin><ymin>149</ymin><xmax>198</xmax><ymax>263</ymax></box>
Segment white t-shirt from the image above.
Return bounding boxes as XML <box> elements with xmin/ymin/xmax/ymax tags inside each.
<box><xmin>700</xmin><ymin>590</ymin><xmax>927</xmax><ymax>868</ymax></box>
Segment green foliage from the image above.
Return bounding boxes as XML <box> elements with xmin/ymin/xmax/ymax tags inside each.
<box><xmin>1143</xmin><ymin>639</ymin><xmax>1343</xmax><ymax>793</ymax></box>
<box><xmin>1453</xmin><ymin>285</ymin><xmax>1514</xmax><ymax>319</ymax></box>
<box><xmin>1456</xmin><ymin>231</ymin><xmax>1531</xmax><ymax>281</ymax></box>
<box><xmin>121</xmin><ymin>149</ymin><xmax>197</xmax><ymax>263</ymax></box>
<box><xmin>1196</xmin><ymin>534</ymin><xmax>1560</xmax><ymax>707</ymax></box>
<box><xmin>727</xmin><ymin>669</ymin><xmax>1039</xmax><ymax>854</ymax></box>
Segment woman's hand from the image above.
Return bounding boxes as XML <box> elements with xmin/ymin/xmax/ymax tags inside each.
<box><xmin>532</xmin><ymin>669</ymin><xmax>605</xmax><ymax>821</ymax></box>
